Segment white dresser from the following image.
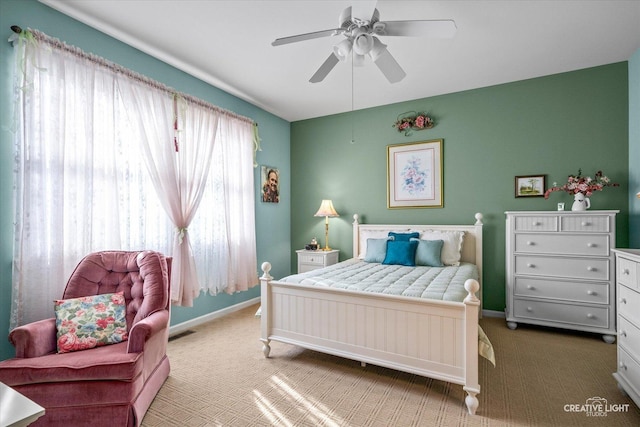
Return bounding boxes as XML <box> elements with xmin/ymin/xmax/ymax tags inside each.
<box><xmin>505</xmin><ymin>210</ymin><xmax>618</xmax><ymax>343</ymax></box>
<box><xmin>296</xmin><ymin>249</ymin><xmax>339</xmax><ymax>273</ymax></box>
<box><xmin>613</xmin><ymin>249</ymin><xmax>640</xmax><ymax>408</ymax></box>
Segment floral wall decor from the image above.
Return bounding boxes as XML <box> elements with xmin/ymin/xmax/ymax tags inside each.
<box><xmin>393</xmin><ymin>111</ymin><xmax>434</xmax><ymax>136</ymax></box>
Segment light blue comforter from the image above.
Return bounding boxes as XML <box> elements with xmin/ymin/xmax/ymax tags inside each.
<box><xmin>280</xmin><ymin>258</ymin><xmax>479</xmax><ymax>302</ymax></box>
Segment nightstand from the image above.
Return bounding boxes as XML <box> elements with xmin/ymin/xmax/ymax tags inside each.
<box><xmin>296</xmin><ymin>249</ymin><xmax>339</xmax><ymax>273</ymax></box>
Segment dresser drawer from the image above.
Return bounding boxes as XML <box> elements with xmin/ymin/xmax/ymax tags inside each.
<box><xmin>618</xmin><ymin>256</ymin><xmax>639</xmax><ymax>290</ymax></box>
<box><xmin>619</xmin><ymin>316</ymin><xmax>640</xmax><ymax>360</ymax></box>
<box><xmin>514</xmin><ymin>277</ymin><xmax>609</xmax><ymax>304</ymax></box>
<box><xmin>560</xmin><ymin>215</ymin><xmax>610</xmax><ymax>233</ymax></box>
<box><xmin>619</xmin><ymin>285</ymin><xmax>640</xmax><ymax>326</ymax></box>
<box><xmin>515</xmin><ymin>233</ymin><xmax>609</xmax><ymax>256</ymax></box>
<box><xmin>513</xmin><ymin>298</ymin><xmax>609</xmax><ymax>328</ymax></box>
<box><xmin>298</xmin><ymin>253</ymin><xmax>326</xmax><ymax>265</ymax></box>
<box><xmin>514</xmin><ymin>216</ymin><xmax>558</xmax><ymax>232</ymax></box>
<box><xmin>515</xmin><ymin>255</ymin><xmax>609</xmax><ymax>281</ymax></box>
<box><xmin>617</xmin><ymin>347</ymin><xmax>640</xmax><ymax>394</ymax></box>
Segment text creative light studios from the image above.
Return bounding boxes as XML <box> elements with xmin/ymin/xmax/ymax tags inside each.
<box><xmin>564</xmin><ymin>396</ymin><xmax>630</xmax><ymax>417</ymax></box>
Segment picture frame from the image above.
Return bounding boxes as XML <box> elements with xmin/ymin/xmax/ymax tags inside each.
<box><xmin>515</xmin><ymin>174</ymin><xmax>545</xmax><ymax>198</ymax></box>
<box><xmin>387</xmin><ymin>139</ymin><xmax>443</xmax><ymax>208</ymax></box>
<box><xmin>261</xmin><ymin>165</ymin><xmax>280</xmax><ymax>203</ymax></box>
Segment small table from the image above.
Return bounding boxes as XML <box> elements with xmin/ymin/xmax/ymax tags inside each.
<box><xmin>296</xmin><ymin>249</ymin><xmax>339</xmax><ymax>273</ymax></box>
<box><xmin>0</xmin><ymin>382</ymin><xmax>45</xmax><ymax>427</ymax></box>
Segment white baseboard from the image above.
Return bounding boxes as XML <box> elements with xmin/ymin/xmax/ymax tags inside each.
<box><xmin>482</xmin><ymin>309</ymin><xmax>505</xmax><ymax>318</ymax></box>
<box><xmin>169</xmin><ymin>296</ymin><xmax>260</xmax><ymax>337</ymax></box>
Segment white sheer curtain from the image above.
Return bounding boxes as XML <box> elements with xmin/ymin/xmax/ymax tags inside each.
<box><xmin>119</xmin><ymin>80</ymin><xmax>220</xmax><ymax>305</ymax></box>
<box><xmin>10</xmin><ymin>30</ymin><xmax>258</xmax><ymax>327</ymax></box>
<box><xmin>10</xmin><ymin>32</ymin><xmax>173</xmax><ymax>328</ymax></box>
<box><xmin>192</xmin><ymin>116</ymin><xmax>258</xmax><ymax>295</ymax></box>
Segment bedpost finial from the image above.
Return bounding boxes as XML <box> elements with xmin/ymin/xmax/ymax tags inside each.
<box><xmin>353</xmin><ymin>213</ymin><xmax>359</xmax><ymax>224</ymax></box>
<box><xmin>463</xmin><ymin>279</ymin><xmax>480</xmax><ymax>304</ymax></box>
<box><xmin>261</xmin><ymin>262</ymin><xmax>271</xmax><ymax>273</ymax></box>
<box><xmin>474</xmin><ymin>213</ymin><xmax>483</xmax><ymax>226</ymax></box>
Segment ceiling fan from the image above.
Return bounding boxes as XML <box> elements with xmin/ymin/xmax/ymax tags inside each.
<box><xmin>272</xmin><ymin>6</ymin><xmax>456</xmax><ymax>84</ymax></box>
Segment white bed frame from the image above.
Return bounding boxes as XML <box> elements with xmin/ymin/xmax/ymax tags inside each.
<box><xmin>259</xmin><ymin>213</ymin><xmax>484</xmax><ymax>414</ymax></box>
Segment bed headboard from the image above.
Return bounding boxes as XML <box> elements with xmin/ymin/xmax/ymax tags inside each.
<box><xmin>352</xmin><ymin>213</ymin><xmax>483</xmax><ymax>283</ymax></box>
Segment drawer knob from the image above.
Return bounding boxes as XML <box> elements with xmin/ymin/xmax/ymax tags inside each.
<box><xmin>620</xmin><ymin>297</ymin><xmax>627</xmax><ymax>304</ymax></box>
<box><xmin>526</xmin><ymin>306</ymin><xmax>533</xmax><ymax>312</ymax></box>
<box><xmin>587</xmin><ymin>290</ymin><xmax>595</xmax><ymax>296</ymax></box>
<box><xmin>581</xmin><ymin>221</ymin><xmax>590</xmax><ymax>227</ymax></box>
<box><xmin>532</xmin><ymin>221</ymin><xmax>540</xmax><ymax>226</ymax></box>
<box><xmin>587</xmin><ymin>243</ymin><xmax>595</xmax><ymax>248</ymax></box>
<box><xmin>526</xmin><ymin>285</ymin><xmax>535</xmax><ymax>290</ymax></box>
<box><xmin>527</xmin><ymin>263</ymin><xmax>535</xmax><ymax>268</ymax></box>
<box><xmin>587</xmin><ymin>313</ymin><xmax>594</xmax><ymax>319</ymax></box>
<box><xmin>587</xmin><ymin>266</ymin><xmax>596</xmax><ymax>272</ymax></box>
<box><xmin>620</xmin><ymin>330</ymin><xmax>627</xmax><ymax>338</ymax></box>
<box><xmin>526</xmin><ymin>241</ymin><xmax>534</xmax><ymax>246</ymax></box>
<box><xmin>619</xmin><ymin>362</ymin><xmax>627</xmax><ymax>370</ymax></box>
<box><xmin>622</xmin><ymin>268</ymin><xmax>630</xmax><ymax>275</ymax></box>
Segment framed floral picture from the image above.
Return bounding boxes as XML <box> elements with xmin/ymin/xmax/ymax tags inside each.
<box><xmin>387</xmin><ymin>139</ymin><xmax>443</xmax><ymax>208</ymax></box>
<box><xmin>515</xmin><ymin>174</ymin><xmax>545</xmax><ymax>198</ymax></box>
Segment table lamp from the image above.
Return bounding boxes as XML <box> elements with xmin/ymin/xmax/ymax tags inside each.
<box><xmin>314</xmin><ymin>200</ymin><xmax>339</xmax><ymax>251</ymax></box>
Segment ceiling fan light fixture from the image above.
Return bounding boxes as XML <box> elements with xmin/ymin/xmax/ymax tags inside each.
<box><xmin>352</xmin><ymin>30</ymin><xmax>373</xmax><ymax>55</ymax></box>
<box><xmin>333</xmin><ymin>39</ymin><xmax>352</xmax><ymax>61</ymax></box>
<box><xmin>369</xmin><ymin>36</ymin><xmax>388</xmax><ymax>62</ymax></box>
<box><xmin>353</xmin><ymin>53</ymin><xmax>366</xmax><ymax>67</ymax></box>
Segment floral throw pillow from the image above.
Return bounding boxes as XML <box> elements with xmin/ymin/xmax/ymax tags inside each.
<box><xmin>54</xmin><ymin>292</ymin><xmax>128</xmax><ymax>353</ymax></box>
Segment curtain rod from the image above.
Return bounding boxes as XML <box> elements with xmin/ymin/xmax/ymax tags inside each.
<box><xmin>9</xmin><ymin>25</ymin><xmax>257</xmax><ymax>127</ymax></box>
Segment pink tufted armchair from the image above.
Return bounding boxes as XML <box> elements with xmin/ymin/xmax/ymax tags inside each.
<box><xmin>0</xmin><ymin>250</ymin><xmax>172</xmax><ymax>427</ymax></box>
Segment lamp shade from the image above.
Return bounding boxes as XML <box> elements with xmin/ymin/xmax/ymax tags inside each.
<box><xmin>314</xmin><ymin>200</ymin><xmax>339</xmax><ymax>217</ymax></box>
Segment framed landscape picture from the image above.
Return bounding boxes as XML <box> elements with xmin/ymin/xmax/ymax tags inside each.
<box><xmin>387</xmin><ymin>139</ymin><xmax>443</xmax><ymax>208</ymax></box>
<box><xmin>515</xmin><ymin>174</ymin><xmax>545</xmax><ymax>197</ymax></box>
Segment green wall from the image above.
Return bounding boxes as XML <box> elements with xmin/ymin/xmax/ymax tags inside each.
<box><xmin>0</xmin><ymin>0</ymin><xmax>291</xmax><ymax>359</ymax></box>
<box><xmin>629</xmin><ymin>48</ymin><xmax>640</xmax><ymax>248</ymax></box>
<box><xmin>291</xmin><ymin>63</ymin><xmax>630</xmax><ymax>312</ymax></box>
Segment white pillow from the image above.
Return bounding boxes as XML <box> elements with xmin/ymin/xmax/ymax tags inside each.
<box><xmin>419</xmin><ymin>230</ymin><xmax>465</xmax><ymax>266</ymax></box>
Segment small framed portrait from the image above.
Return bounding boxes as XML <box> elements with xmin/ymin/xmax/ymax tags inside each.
<box><xmin>261</xmin><ymin>166</ymin><xmax>279</xmax><ymax>203</ymax></box>
<box><xmin>515</xmin><ymin>175</ymin><xmax>545</xmax><ymax>198</ymax></box>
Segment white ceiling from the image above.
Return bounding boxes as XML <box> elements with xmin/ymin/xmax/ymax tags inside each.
<box><xmin>40</xmin><ymin>0</ymin><xmax>640</xmax><ymax>122</ymax></box>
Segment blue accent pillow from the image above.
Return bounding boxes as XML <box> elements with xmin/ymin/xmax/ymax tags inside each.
<box><xmin>364</xmin><ymin>238</ymin><xmax>389</xmax><ymax>263</ymax></box>
<box><xmin>382</xmin><ymin>240</ymin><xmax>418</xmax><ymax>266</ymax></box>
<box><xmin>412</xmin><ymin>238</ymin><xmax>444</xmax><ymax>267</ymax></box>
<box><xmin>388</xmin><ymin>231</ymin><xmax>420</xmax><ymax>241</ymax></box>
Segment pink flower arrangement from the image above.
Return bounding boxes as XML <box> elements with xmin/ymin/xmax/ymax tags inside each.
<box><xmin>393</xmin><ymin>112</ymin><xmax>434</xmax><ymax>135</ymax></box>
<box><xmin>544</xmin><ymin>169</ymin><xmax>619</xmax><ymax>199</ymax></box>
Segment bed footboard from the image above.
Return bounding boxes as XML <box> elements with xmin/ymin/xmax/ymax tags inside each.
<box><xmin>259</xmin><ymin>262</ymin><xmax>481</xmax><ymax>415</ymax></box>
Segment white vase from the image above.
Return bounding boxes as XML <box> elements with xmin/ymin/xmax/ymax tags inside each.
<box><xmin>571</xmin><ymin>193</ymin><xmax>591</xmax><ymax>211</ymax></box>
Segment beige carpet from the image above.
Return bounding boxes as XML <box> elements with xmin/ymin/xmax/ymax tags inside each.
<box><xmin>142</xmin><ymin>304</ymin><xmax>640</xmax><ymax>426</ymax></box>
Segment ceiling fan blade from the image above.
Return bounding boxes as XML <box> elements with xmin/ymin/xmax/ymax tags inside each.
<box><xmin>272</xmin><ymin>28</ymin><xmax>343</xmax><ymax>46</ymax></box>
<box><xmin>309</xmin><ymin>53</ymin><xmax>340</xmax><ymax>83</ymax></box>
<box><xmin>372</xmin><ymin>49</ymin><xmax>406</xmax><ymax>83</ymax></box>
<box><xmin>374</xmin><ymin>20</ymin><xmax>457</xmax><ymax>38</ymax></box>
<box><xmin>351</xmin><ymin>1</ymin><xmax>378</xmax><ymax>24</ymax></box>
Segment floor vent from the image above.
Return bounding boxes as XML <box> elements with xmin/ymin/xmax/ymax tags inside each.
<box><xmin>169</xmin><ymin>330</ymin><xmax>195</xmax><ymax>342</ymax></box>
